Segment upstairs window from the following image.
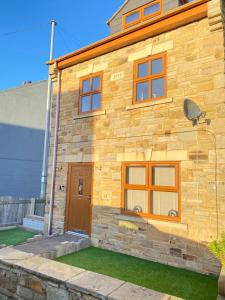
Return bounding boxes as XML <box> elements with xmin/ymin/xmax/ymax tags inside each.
<box><xmin>134</xmin><ymin>53</ymin><xmax>166</xmax><ymax>103</ymax></box>
<box><xmin>122</xmin><ymin>162</ymin><xmax>180</xmax><ymax>222</ymax></box>
<box><xmin>79</xmin><ymin>73</ymin><xmax>102</xmax><ymax>114</ymax></box>
<box><xmin>123</xmin><ymin>0</ymin><xmax>162</xmax><ymax>29</ymax></box>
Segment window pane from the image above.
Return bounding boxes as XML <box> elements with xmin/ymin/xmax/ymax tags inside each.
<box><xmin>152</xmin><ymin>166</ymin><xmax>176</xmax><ymax>186</ymax></box>
<box><xmin>136</xmin><ymin>81</ymin><xmax>149</xmax><ymax>101</ymax></box>
<box><xmin>138</xmin><ymin>62</ymin><xmax>149</xmax><ymax>78</ymax></box>
<box><xmin>126</xmin><ymin>166</ymin><xmax>146</xmax><ymax>185</ymax></box>
<box><xmin>81</xmin><ymin>96</ymin><xmax>91</xmax><ymax>112</ymax></box>
<box><xmin>152</xmin><ymin>58</ymin><xmax>163</xmax><ymax>75</ymax></box>
<box><xmin>126</xmin><ymin>11</ymin><xmax>140</xmax><ymax>24</ymax></box>
<box><xmin>125</xmin><ymin>190</ymin><xmax>148</xmax><ymax>213</ymax></box>
<box><xmin>92</xmin><ymin>76</ymin><xmax>100</xmax><ymax>91</ymax></box>
<box><xmin>144</xmin><ymin>3</ymin><xmax>160</xmax><ymax>16</ymax></box>
<box><xmin>82</xmin><ymin>79</ymin><xmax>91</xmax><ymax>93</ymax></box>
<box><xmin>151</xmin><ymin>191</ymin><xmax>178</xmax><ymax>217</ymax></box>
<box><xmin>152</xmin><ymin>77</ymin><xmax>165</xmax><ymax>98</ymax></box>
<box><xmin>92</xmin><ymin>93</ymin><xmax>101</xmax><ymax>111</ymax></box>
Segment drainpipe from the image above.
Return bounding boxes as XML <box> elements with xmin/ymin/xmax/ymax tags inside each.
<box><xmin>48</xmin><ymin>69</ymin><xmax>61</xmax><ymax>236</ymax></box>
<box><xmin>40</xmin><ymin>20</ymin><xmax>57</xmax><ymax>199</ymax></box>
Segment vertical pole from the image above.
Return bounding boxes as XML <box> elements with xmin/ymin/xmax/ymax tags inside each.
<box><xmin>40</xmin><ymin>20</ymin><xmax>57</xmax><ymax>199</ymax></box>
<box><xmin>48</xmin><ymin>70</ymin><xmax>61</xmax><ymax>236</ymax></box>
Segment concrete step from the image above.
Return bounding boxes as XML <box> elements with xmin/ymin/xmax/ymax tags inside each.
<box><xmin>22</xmin><ymin>215</ymin><xmax>44</xmax><ymax>232</ymax></box>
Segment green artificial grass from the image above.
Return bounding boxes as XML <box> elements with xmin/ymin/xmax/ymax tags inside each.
<box><xmin>0</xmin><ymin>228</ymin><xmax>35</xmax><ymax>246</ymax></box>
<box><xmin>56</xmin><ymin>247</ymin><xmax>218</xmax><ymax>300</ymax></box>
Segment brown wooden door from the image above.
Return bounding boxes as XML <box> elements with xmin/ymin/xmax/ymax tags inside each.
<box><xmin>65</xmin><ymin>163</ymin><xmax>92</xmax><ymax>235</ymax></box>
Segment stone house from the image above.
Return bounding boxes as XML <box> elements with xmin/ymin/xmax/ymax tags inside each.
<box><xmin>46</xmin><ymin>0</ymin><xmax>225</xmax><ymax>275</ymax></box>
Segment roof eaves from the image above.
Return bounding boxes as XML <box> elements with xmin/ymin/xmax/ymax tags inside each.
<box><xmin>48</xmin><ymin>0</ymin><xmax>208</xmax><ymax>68</ymax></box>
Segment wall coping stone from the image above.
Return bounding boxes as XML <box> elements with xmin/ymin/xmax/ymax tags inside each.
<box><xmin>0</xmin><ymin>247</ymin><xmax>183</xmax><ymax>300</ymax></box>
<box><xmin>115</xmin><ymin>214</ymin><xmax>188</xmax><ymax>231</ymax></box>
<box><xmin>126</xmin><ymin>98</ymin><xmax>173</xmax><ymax>110</ymax></box>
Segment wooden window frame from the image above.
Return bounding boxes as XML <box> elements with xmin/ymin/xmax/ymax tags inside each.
<box><xmin>133</xmin><ymin>52</ymin><xmax>167</xmax><ymax>104</ymax></box>
<box><xmin>79</xmin><ymin>72</ymin><xmax>103</xmax><ymax>115</ymax></box>
<box><xmin>121</xmin><ymin>161</ymin><xmax>181</xmax><ymax>222</ymax></box>
<box><xmin>123</xmin><ymin>0</ymin><xmax>162</xmax><ymax>30</ymax></box>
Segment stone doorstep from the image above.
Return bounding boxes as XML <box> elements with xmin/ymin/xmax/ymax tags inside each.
<box><xmin>14</xmin><ymin>233</ymin><xmax>91</xmax><ymax>259</ymax></box>
<box><xmin>0</xmin><ymin>248</ymin><xmax>184</xmax><ymax>300</ymax></box>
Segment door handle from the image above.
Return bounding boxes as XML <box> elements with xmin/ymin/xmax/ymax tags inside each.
<box><xmin>84</xmin><ymin>195</ymin><xmax>91</xmax><ymax>202</ymax></box>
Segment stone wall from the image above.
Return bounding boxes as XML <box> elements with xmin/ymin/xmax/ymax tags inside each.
<box><xmin>45</xmin><ymin>0</ymin><xmax>225</xmax><ymax>275</ymax></box>
<box><xmin>0</xmin><ymin>248</ymin><xmax>181</xmax><ymax>300</ymax></box>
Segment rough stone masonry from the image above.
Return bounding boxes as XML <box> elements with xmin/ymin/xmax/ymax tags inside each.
<box><xmin>45</xmin><ymin>0</ymin><xmax>225</xmax><ymax>275</ymax></box>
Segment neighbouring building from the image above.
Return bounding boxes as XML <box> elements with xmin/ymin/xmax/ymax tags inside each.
<box><xmin>0</xmin><ymin>81</ymin><xmax>47</xmax><ymax>197</ymax></box>
<box><xmin>45</xmin><ymin>0</ymin><xmax>225</xmax><ymax>275</ymax></box>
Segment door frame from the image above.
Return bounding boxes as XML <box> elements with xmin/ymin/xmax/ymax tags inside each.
<box><xmin>64</xmin><ymin>162</ymin><xmax>94</xmax><ymax>235</ymax></box>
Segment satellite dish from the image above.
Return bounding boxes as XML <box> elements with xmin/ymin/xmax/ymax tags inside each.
<box><xmin>183</xmin><ymin>99</ymin><xmax>206</xmax><ymax>126</ymax></box>
<box><xmin>133</xmin><ymin>205</ymin><xmax>143</xmax><ymax>213</ymax></box>
<box><xmin>168</xmin><ymin>209</ymin><xmax>178</xmax><ymax>217</ymax></box>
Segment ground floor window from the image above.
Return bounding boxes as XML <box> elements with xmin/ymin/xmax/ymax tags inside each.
<box><xmin>121</xmin><ymin>162</ymin><xmax>180</xmax><ymax>222</ymax></box>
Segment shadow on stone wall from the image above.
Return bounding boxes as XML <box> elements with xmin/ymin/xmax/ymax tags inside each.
<box><xmin>91</xmin><ymin>205</ymin><xmax>221</xmax><ymax>276</ymax></box>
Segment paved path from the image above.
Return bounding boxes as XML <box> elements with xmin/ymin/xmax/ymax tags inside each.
<box><xmin>14</xmin><ymin>233</ymin><xmax>90</xmax><ymax>258</ymax></box>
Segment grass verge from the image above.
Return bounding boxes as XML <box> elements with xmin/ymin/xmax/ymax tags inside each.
<box><xmin>0</xmin><ymin>227</ymin><xmax>35</xmax><ymax>246</ymax></box>
<box><xmin>56</xmin><ymin>247</ymin><xmax>218</xmax><ymax>300</ymax></box>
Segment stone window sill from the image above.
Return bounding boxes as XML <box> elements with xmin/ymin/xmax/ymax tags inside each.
<box><xmin>115</xmin><ymin>214</ymin><xmax>188</xmax><ymax>231</ymax></box>
<box><xmin>126</xmin><ymin>97</ymin><xmax>173</xmax><ymax>110</ymax></box>
<box><xmin>74</xmin><ymin>110</ymin><xmax>106</xmax><ymax>120</ymax></box>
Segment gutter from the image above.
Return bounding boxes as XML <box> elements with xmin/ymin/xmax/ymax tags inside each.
<box><xmin>47</xmin><ymin>0</ymin><xmax>208</xmax><ymax>70</ymax></box>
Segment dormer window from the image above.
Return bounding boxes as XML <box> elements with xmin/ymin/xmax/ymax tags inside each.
<box><xmin>123</xmin><ymin>0</ymin><xmax>162</xmax><ymax>29</ymax></box>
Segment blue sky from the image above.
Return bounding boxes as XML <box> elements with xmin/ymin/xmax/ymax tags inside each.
<box><xmin>0</xmin><ymin>0</ymin><xmax>124</xmax><ymax>90</ymax></box>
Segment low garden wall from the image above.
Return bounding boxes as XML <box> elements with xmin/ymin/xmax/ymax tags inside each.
<box><xmin>0</xmin><ymin>248</ymin><xmax>182</xmax><ymax>300</ymax></box>
<box><xmin>0</xmin><ymin>197</ymin><xmax>45</xmax><ymax>227</ymax></box>
<box><xmin>219</xmin><ymin>267</ymin><xmax>225</xmax><ymax>297</ymax></box>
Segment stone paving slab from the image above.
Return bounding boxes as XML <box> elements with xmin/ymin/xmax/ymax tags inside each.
<box><xmin>67</xmin><ymin>270</ymin><xmax>124</xmax><ymax>299</ymax></box>
<box><xmin>13</xmin><ymin>255</ymin><xmax>47</xmax><ymax>270</ymax></box>
<box><xmin>0</xmin><ymin>248</ymin><xmax>33</xmax><ymax>262</ymax></box>
<box><xmin>36</xmin><ymin>260</ymin><xmax>85</xmax><ymax>282</ymax></box>
<box><xmin>14</xmin><ymin>233</ymin><xmax>85</xmax><ymax>255</ymax></box>
<box><xmin>108</xmin><ymin>282</ymin><xmax>170</xmax><ymax>300</ymax></box>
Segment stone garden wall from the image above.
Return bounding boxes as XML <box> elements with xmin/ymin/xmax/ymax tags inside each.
<box><xmin>0</xmin><ymin>248</ymin><xmax>181</xmax><ymax>300</ymax></box>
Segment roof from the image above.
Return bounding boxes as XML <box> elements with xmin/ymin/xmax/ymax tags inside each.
<box><xmin>0</xmin><ymin>80</ymin><xmax>47</xmax><ymax>94</ymax></box>
<box><xmin>48</xmin><ymin>0</ymin><xmax>208</xmax><ymax>70</ymax></box>
<box><xmin>107</xmin><ymin>0</ymin><xmax>189</xmax><ymax>25</ymax></box>
<box><xmin>107</xmin><ymin>0</ymin><xmax>129</xmax><ymax>25</ymax></box>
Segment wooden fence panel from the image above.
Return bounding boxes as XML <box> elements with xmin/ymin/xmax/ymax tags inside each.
<box><xmin>0</xmin><ymin>197</ymin><xmax>45</xmax><ymax>227</ymax></box>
